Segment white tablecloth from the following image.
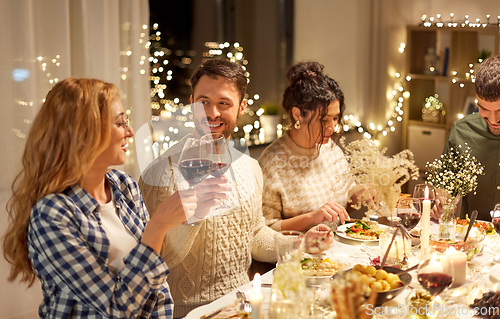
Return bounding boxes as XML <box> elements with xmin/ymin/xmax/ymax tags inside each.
<box><xmin>185</xmin><ymin>233</ymin><xmax>500</xmax><ymax>319</ymax></box>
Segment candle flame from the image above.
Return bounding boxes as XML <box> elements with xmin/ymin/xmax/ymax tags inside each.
<box><xmin>253</xmin><ymin>273</ymin><xmax>261</xmax><ymax>293</ymax></box>
<box><xmin>425</xmin><ymin>186</ymin><xmax>429</xmax><ymax>200</ymax></box>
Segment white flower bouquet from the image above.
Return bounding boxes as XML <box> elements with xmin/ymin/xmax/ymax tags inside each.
<box><xmin>426</xmin><ymin>143</ymin><xmax>484</xmax><ymax>205</ymax></box>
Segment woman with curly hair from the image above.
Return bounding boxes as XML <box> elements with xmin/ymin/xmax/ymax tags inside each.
<box><xmin>259</xmin><ymin>62</ymin><xmax>358</xmax><ymax>232</ymax></box>
<box><xmin>2</xmin><ymin>78</ymin><xmax>196</xmax><ymax>318</ymax></box>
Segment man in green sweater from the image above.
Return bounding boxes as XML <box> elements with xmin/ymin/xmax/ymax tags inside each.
<box><xmin>434</xmin><ymin>55</ymin><xmax>500</xmax><ymax>222</ymax></box>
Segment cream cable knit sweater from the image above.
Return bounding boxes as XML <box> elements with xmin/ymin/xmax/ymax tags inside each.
<box><xmin>258</xmin><ymin>132</ymin><xmax>355</xmax><ymax>231</ymax></box>
<box><xmin>138</xmin><ymin>135</ymin><xmax>277</xmax><ymax>318</ymax></box>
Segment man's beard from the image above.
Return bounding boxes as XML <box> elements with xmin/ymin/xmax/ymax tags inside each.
<box><xmin>487</xmin><ymin>122</ymin><xmax>500</xmax><ymax>136</ymax></box>
<box><xmin>195</xmin><ymin>116</ymin><xmax>238</xmax><ymax>139</ymax></box>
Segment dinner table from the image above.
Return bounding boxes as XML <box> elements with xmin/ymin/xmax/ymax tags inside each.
<box><xmin>184</xmin><ymin>222</ymin><xmax>500</xmax><ymax>319</ymax></box>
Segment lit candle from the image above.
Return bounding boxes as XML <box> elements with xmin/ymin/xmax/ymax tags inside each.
<box><xmin>426</xmin><ymin>252</ymin><xmax>444</xmax><ymax>272</ymax></box>
<box><xmin>421</xmin><ymin>186</ymin><xmax>431</xmax><ymax>253</ymax></box>
<box><xmin>443</xmin><ymin>246</ymin><xmax>467</xmax><ymax>287</ymax></box>
<box><xmin>249</xmin><ymin>273</ymin><xmax>263</xmax><ymax>319</ymax></box>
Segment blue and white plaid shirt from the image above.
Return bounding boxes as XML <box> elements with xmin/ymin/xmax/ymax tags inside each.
<box><xmin>28</xmin><ymin>169</ymin><xmax>173</xmax><ymax>318</ymax></box>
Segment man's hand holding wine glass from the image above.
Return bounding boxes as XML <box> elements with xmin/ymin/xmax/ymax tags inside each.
<box><xmin>192</xmin><ymin>176</ymin><xmax>232</xmax><ymax>219</ymax></box>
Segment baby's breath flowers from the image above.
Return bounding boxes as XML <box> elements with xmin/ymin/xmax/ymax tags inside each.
<box><xmin>425</xmin><ymin>144</ymin><xmax>484</xmax><ymax>203</ymax></box>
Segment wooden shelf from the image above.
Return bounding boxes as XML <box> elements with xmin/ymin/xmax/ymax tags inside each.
<box><xmin>402</xmin><ymin>25</ymin><xmax>500</xmax><ymax>165</ymax></box>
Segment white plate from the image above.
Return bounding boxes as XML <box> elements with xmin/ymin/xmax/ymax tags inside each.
<box><xmin>490</xmin><ymin>264</ymin><xmax>500</xmax><ymax>283</ymax></box>
<box><xmin>336</xmin><ymin>223</ymin><xmax>389</xmax><ymax>243</ymax></box>
<box><xmin>184</xmin><ymin>303</ymin><xmax>213</xmax><ymax>319</ymax></box>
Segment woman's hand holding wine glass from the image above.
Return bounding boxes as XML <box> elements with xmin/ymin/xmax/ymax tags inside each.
<box><xmin>142</xmin><ymin>189</ymin><xmax>198</xmax><ymax>253</ymax></box>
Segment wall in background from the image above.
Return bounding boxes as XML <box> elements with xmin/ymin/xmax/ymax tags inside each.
<box><xmin>294</xmin><ymin>0</ymin><xmax>500</xmax><ymax>155</ymax></box>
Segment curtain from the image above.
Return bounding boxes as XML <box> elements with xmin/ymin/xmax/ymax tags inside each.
<box><xmin>0</xmin><ymin>0</ymin><xmax>150</xmax><ymax>191</ymax></box>
<box><xmin>0</xmin><ymin>1</ymin><xmax>150</xmax><ymax>317</ymax></box>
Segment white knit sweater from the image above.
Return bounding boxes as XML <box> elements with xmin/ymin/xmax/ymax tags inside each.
<box><xmin>258</xmin><ymin>132</ymin><xmax>355</xmax><ymax>231</ymax></box>
<box><xmin>138</xmin><ymin>135</ymin><xmax>276</xmax><ymax>317</ymax></box>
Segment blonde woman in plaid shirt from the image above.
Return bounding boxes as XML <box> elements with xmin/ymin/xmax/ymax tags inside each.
<box><xmin>2</xmin><ymin>78</ymin><xmax>197</xmax><ymax>318</ymax></box>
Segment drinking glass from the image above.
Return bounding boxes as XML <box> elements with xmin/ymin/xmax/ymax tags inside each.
<box><xmin>397</xmin><ymin>197</ymin><xmax>422</xmax><ymax>231</ymax></box>
<box><xmin>491</xmin><ymin>204</ymin><xmax>500</xmax><ymax>263</ymax></box>
<box><xmin>413</xmin><ymin>184</ymin><xmax>436</xmax><ymax>209</ymax></box>
<box><xmin>417</xmin><ymin>252</ymin><xmax>454</xmax><ymax>301</ymax></box>
<box><xmin>201</xmin><ymin>133</ymin><xmax>233</xmax><ymax>211</ymax></box>
<box><xmin>178</xmin><ymin>138</ymin><xmax>212</xmax><ymax>188</ymax></box>
<box><xmin>270</xmin><ymin>231</ymin><xmax>306</xmax><ymax>319</ymax></box>
<box><xmin>467</xmin><ymin>260</ymin><xmax>483</xmax><ymax>281</ymax></box>
<box><xmin>178</xmin><ymin>138</ymin><xmax>212</xmax><ymax>224</ymax></box>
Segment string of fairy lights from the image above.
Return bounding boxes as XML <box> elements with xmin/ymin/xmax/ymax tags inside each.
<box><xmin>149</xmin><ymin>13</ymin><xmax>498</xmax><ymax>147</ymax></box>
<box><xmin>420</xmin><ymin>13</ymin><xmax>500</xmax><ymax>28</ymax></box>
<box><xmin>148</xmin><ymin>23</ymin><xmax>268</xmax><ymax>151</ymax></box>
<box><xmin>15</xmin><ymin>13</ymin><xmax>498</xmax><ymax>152</ymax></box>
<box><xmin>342</xmin><ymin>13</ymin><xmax>500</xmax><ymax>144</ymax></box>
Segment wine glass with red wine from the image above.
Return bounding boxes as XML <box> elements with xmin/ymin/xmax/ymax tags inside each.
<box><xmin>413</xmin><ymin>184</ymin><xmax>436</xmax><ymax>209</ymax></box>
<box><xmin>397</xmin><ymin>197</ymin><xmax>421</xmax><ymax>231</ymax></box>
<box><xmin>201</xmin><ymin>133</ymin><xmax>233</xmax><ymax>211</ymax></box>
<box><xmin>491</xmin><ymin>204</ymin><xmax>500</xmax><ymax>263</ymax></box>
<box><xmin>178</xmin><ymin>137</ymin><xmax>212</xmax><ymax>189</ymax></box>
<box><xmin>417</xmin><ymin>252</ymin><xmax>454</xmax><ymax>302</ymax></box>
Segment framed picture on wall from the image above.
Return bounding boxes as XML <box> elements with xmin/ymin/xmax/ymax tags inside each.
<box><xmin>463</xmin><ymin>96</ymin><xmax>478</xmax><ymax>115</ymax></box>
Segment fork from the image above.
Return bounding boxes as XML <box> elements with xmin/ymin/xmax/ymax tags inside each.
<box><xmin>236</xmin><ymin>290</ymin><xmax>252</xmax><ymax>313</ymax></box>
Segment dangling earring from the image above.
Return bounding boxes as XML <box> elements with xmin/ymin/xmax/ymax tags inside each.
<box><xmin>294</xmin><ymin>119</ymin><xmax>301</xmax><ymax>130</ymax></box>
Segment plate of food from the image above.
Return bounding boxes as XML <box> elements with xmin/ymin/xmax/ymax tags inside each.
<box><xmin>336</xmin><ymin>220</ymin><xmax>388</xmax><ymax>242</ymax></box>
<box><xmin>185</xmin><ymin>298</ymin><xmax>248</xmax><ymax>319</ymax></box>
<box><xmin>455</xmin><ymin>217</ymin><xmax>496</xmax><ymax>235</ymax></box>
<box><xmin>301</xmin><ymin>255</ymin><xmax>343</xmax><ymax>277</ymax></box>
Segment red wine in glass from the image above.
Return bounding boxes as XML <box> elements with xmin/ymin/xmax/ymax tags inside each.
<box><xmin>398</xmin><ymin>212</ymin><xmax>421</xmax><ymax>230</ymax></box>
<box><xmin>211</xmin><ymin>162</ymin><xmax>230</xmax><ymax>178</ymax></box>
<box><xmin>179</xmin><ymin>159</ymin><xmax>212</xmax><ymax>186</ymax></box>
<box><xmin>417</xmin><ymin>272</ymin><xmax>453</xmax><ymax>296</ymax></box>
<box><xmin>493</xmin><ymin>218</ymin><xmax>500</xmax><ymax>233</ymax></box>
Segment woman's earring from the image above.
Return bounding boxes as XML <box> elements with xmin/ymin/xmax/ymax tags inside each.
<box><xmin>294</xmin><ymin>120</ymin><xmax>301</xmax><ymax>130</ymax></box>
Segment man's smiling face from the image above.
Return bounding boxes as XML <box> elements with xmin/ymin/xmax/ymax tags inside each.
<box><xmin>477</xmin><ymin>97</ymin><xmax>500</xmax><ymax>136</ymax></box>
<box><xmin>191</xmin><ymin>75</ymin><xmax>245</xmax><ymax>139</ymax></box>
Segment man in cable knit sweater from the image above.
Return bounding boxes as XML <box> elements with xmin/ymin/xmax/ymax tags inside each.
<box><xmin>138</xmin><ymin>59</ymin><xmax>333</xmax><ymax>317</ymax></box>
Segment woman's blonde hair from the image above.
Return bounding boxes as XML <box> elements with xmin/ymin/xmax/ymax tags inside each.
<box><xmin>2</xmin><ymin>78</ymin><xmax>119</xmax><ymax>286</ymax></box>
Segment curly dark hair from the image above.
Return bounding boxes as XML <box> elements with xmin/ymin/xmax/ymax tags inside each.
<box><xmin>282</xmin><ymin>61</ymin><xmax>345</xmax><ymax>143</ymax></box>
<box><xmin>190</xmin><ymin>58</ymin><xmax>248</xmax><ymax>102</ymax></box>
<box><xmin>475</xmin><ymin>55</ymin><xmax>500</xmax><ymax>102</ymax></box>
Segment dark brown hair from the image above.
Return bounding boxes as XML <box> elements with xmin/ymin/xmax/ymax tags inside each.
<box><xmin>475</xmin><ymin>55</ymin><xmax>500</xmax><ymax>102</ymax></box>
<box><xmin>190</xmin><ymin>59</ymin><xmax>248</xmax><ymax>102</ymax></box>
<box><xmin>282</xmin><ymin>61</ymin><xmax>345</xmax><ymax>142</ymax></box>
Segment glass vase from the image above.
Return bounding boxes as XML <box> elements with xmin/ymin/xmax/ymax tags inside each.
<box><xmin>379</xmin><ymin>226</ymin><xmax>411</xmax><ymax>269</ymax></box>
<box><xmin>439</xmin><ymin>203</ymin><xmax>456</xmax><ymax>224</ymax></box>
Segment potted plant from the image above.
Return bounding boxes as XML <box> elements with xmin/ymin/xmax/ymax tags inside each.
<box><xmin>475</xmin><ymin>50</ymin><xmax>492</xmax><ymax>70</ymax></box>
<box><xmin>477</xmin><ymin>49</ymin><xmax>492</xmax><ymax>64</ymax></box>
<box><xmin>259</xmin><ymin>103</ymin><xmax>281</xmax><ymax>143</ymax></box>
